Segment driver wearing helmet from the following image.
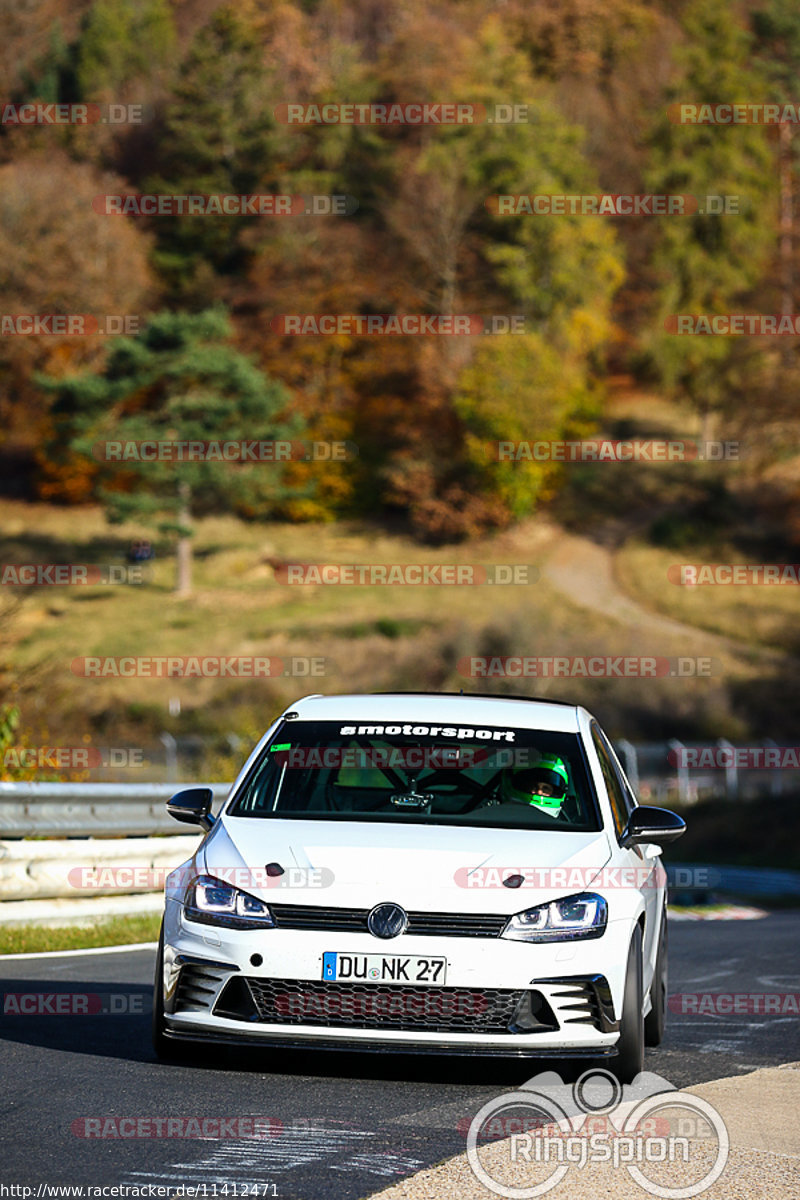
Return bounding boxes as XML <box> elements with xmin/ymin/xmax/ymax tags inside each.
<box><xmin>500</xmin><ymin>754</ymin><xmax>570</xmax><ymax>818</ymax></box>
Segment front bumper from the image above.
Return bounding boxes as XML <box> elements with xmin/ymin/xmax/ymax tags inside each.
<box><xmin>161</xmin><ymin>899</ymin><xmax>631</xmax><ymax>1055</ymax></box>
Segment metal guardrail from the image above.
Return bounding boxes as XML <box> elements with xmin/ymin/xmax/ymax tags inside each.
<box><xmin>0</xmin><ymin>782</ymin><xmax>231</xmax><ymax>838</ymax></box>
<box><xmin>666</xmin><ymin>862</ymin><xmax>800</xmax><ymax>900</ymax></box>
<box><xmin>0</xmin><ymin>834</ymin><xmax>202</xmax><ymax>901</ymax></box>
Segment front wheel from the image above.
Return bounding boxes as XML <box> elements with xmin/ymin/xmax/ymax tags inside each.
<box><xmin>644</xmin><ymin>910</ymin><xmax>668</xmax><ymax>1047</ymax></box>
<box><xmin>610</xmin><ymin>924</ymin><xmax>644</xmax><ymax>1083</ymax></box>
<box><xmin>152</xmin><ymin>920</ymin><xmax>192</xmax><ymax>1062</ymax></box>
<box><xmin>152</xmin><ymin>921</ymin><xmax>172</xmax><ymax>1059</ymax></box>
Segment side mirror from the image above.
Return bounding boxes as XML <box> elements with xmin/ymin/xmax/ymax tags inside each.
<box><xmin>620</xmin><ymin>805</ymin><xmax>685</xmax><ymax>849</ymax></box>
<box><xmin>167</xmin><ymin>787</ymin><xmax>215</xmax><ymax>832</ymax></box>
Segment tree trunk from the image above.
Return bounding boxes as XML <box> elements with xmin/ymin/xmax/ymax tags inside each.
<box><xmin>779</xmin><ymin>121</ymin><xmax>793</xmax><ymax>367</ymax></box>
<box><xmin>700</xmin><ymin>408</ymin><xmax>715</xmax><ymax>448</ymax></box>
<box><xmin>175</xmin><ymin>480</ymin><xmax>192</xmax><ymax>596</ymax></box>
<box><xmin>780</xmin><ymin>121</ymin><xmax>793</xmax><ymax>320</ymax></box>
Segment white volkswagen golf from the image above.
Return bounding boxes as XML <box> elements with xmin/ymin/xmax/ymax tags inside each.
<box><xmin>153</xmin><ymin>692</ymin><xmax>685</xmax><ymax>1080</ymax></box>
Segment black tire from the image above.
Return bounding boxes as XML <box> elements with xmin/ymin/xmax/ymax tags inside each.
<box><xmin>152</xmin><ymin>920</ymin><xmax>192</xmax><ymax>1062</ymax></box>
<box><xmin>611</xmin><ymin>924</ymin><xmax>645</xmax><ymax>1084</ymax></box>
<box><xmin>644</xmin><ymin>910</ymin><xmax>668</xmax><ymax>1047</ymax></box>
<box><xmin>152</xmin><ymin>921</ymin><xmax>171</xmax><ymax>1059</ymax></box>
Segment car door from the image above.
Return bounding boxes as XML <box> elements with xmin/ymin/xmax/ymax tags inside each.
<box><xmin>591</xmin><ymin>724</ymin><xmax>661</xmax><ymax>984</ymax></box>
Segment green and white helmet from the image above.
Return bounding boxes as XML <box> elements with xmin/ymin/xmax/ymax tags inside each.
<box><xmin>501</xmin><ymin>755</ymin><xmax>570</xmax><ymax>816</ymax></box>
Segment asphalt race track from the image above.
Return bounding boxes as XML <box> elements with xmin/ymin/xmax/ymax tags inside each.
<box><xmin>1</xmin><ymin>912</ymin><xmax>799</xmax><ymax>1200</ymax></box>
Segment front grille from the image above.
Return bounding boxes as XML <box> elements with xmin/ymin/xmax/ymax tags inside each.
<box><xmin>269</xmin><ymin>904</ymin><xmax>508</xmax><ymax>938</ymax></box>
<box><xmin>214</xmin><ymin>977</ymin><xmax>529</xmax><ymax>1034</ymax></box>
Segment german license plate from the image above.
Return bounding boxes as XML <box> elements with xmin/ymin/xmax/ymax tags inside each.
<box><xmin>322</xmin><ymin>952</ymin><xmax>446</xmax><ymax>985</ymax></box>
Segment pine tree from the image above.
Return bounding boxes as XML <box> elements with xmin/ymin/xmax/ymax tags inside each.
<box><xmin>42</xmin><ymin>310</ymin><xmax>304</xmax><ymax>596</ymax></box>
<box><xmin>77</xmin><ymin>0</ymin><xmax>175</xmax><ymax>98</ymax></box>
<box><xmin>645</xmin><ymin>0</ymin><xmax>776</xmax><ymax>437</ymax></box>
<box><xmin>146</xmin><ymin>6</ymin><xmax>279</xmax><ymax>296</ymax></box>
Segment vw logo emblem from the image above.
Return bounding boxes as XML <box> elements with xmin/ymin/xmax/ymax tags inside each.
<box><xmin>367</xmin><ymin>902</ymin><xmax>408</xmax><ymax>940</ymax></box>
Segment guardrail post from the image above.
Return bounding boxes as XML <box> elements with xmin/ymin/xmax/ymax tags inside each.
<box><xmin>717</xmin><ymin>738</ymin><xmax>738</xmax><ymax>801</ymax></box>
<box><xmin>160</xmin><ymin>731</ymin><xmax>178</xmax><ymax>782</ymax></box>
<box><xmin>763</xmin><ymin>738</ymin><xmax>783</xmax><ymax>796</ymax></box>
<box><xmin>667</xmin><ymin>738</ymin><xmax>689</xmax><ymax>805</ymax></box>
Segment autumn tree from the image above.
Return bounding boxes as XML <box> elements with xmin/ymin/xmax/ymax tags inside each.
<box><xmin>0</xmin><ymin>153</ymin><xmax>154</xmax><ymax>497</ymax></box>
<box><xmin>376</xmin><ymin>17</ymin><xmax>624</xmax><ymax>531</ymax></box>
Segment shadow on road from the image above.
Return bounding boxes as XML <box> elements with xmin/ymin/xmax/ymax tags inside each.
<box><xmin>0</xmin><ymin>976</ymin><xmax>589</xmax><ymax>1086</ymax></box>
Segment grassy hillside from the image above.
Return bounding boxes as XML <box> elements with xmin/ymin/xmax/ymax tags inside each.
<box><xmin>2</xmin><ymin>492</ymin><xmax>797</xmax><ymax>784</ymax></box>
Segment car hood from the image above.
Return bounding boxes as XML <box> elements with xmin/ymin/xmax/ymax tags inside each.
<box><xmin>201</xmin><ymin>816</ymin><xmax>613</xmax><ymax>913</ymax></box>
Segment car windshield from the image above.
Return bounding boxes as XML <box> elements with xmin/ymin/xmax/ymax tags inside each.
<box><xmin>227</xmin><ymin>720</ymin><xmax>602</xmax><ymax>831</ymax></box>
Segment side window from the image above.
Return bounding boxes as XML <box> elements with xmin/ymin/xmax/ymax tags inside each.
<box><xmin>591</xmin><ymin>726</ymin><xmax>630</xmax><ymax>839</ymax></box>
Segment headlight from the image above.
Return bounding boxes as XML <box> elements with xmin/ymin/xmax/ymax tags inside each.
<box><xmin>184</xmin><ymin>874</ymin><xmax>275</xmax><ymax>930</ymax></box>
<box><xmin>502</xmin><ymin>892</ymin><xmax>607</xmax><ymax>942</ymax></box>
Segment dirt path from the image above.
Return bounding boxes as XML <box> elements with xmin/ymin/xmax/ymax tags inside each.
<box><xmin>539</xmin><ymin>522</ymin><xmax>786</xmax><ymax>667</ymax></box>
